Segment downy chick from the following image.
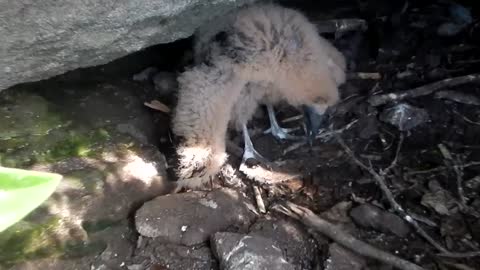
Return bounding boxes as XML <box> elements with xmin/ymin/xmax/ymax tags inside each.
<box><xmin>172</xmin><ymin>3</ymin><xmax>346</xmax><ymax>190</ymax></box>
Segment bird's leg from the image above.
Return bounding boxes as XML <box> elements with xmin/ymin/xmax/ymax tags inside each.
<box><xmin>241</xmin><ymin>124</ymin><xmax>270</xmax><ymax>165</ymax></box>
<box><xmin>264</xmin><ymin>104</ymin><xmax>302</xmax><ymax>140</ymax></box>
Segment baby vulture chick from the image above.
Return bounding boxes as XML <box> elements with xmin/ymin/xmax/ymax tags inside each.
<box><xmin>172</xmin><ymin>3</ymin><xmax>346</xmax><ymax>190</ymax></box>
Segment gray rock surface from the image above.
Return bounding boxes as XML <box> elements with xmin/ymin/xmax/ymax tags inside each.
<box><xmin>249</xmin><ymin>218</ymin><xmax>318</xmax><ymax>269</ymax></box>
<box><xmin>135</xmin><ymin>188</ymin><xmax>256</xmax><ymax>246</ymax></box>
<box><xmin>349</xmin><ymin>204</ymin><xmax>411</xmax><ymax>237</ymax></box>
<box><xmin>324</xmin><ymin>243</ymin><xmax>366</xmax><ymax>270</ymax></box>
<box><xmin>211</xmin><ymin>232</ymin><xmax>295</xmax><ymax>270</ymax></box>
<box><xmin>129</xmin><ymin>237</ymin><xmax>216</xmax><ymax>270</ymax></box>
<box><xmin>0</xmin><ymin>0</ymin><xmax>255</xmax><ymax>91</ymax></box>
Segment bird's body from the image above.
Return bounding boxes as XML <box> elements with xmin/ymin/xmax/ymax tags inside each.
<box><xmin>172</xmin><ymin>3</ymin><xmax>346</xmax><ymax>190</ymax></box>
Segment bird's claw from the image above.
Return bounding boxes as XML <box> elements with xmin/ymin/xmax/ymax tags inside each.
<box><xmin>263</xmin><ymin>126</ymin><xmax>302</xmax><ymax>140</ymax></box>
<box><xmin>241</xmin><ymin>124</ymin><xmax>273</xmax><ymax>170</ymax></box>
<box><xmin>241</xmin><ymin>145</ymin><xmax>271</xmax><ymax>167</ymax></box>
<box><xmin>265</xmin><ymin>104</ymin><xmax>303</xmax><ymax>141</ymax></box>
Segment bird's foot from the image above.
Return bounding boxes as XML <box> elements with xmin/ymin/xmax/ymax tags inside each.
<box><xmin>241</xmin><ymin>143</ymin><xmax>270</xmax><ymax>166</ymax></box>
<box><xmin>240</xmin><ymin>124</ymin><xmax>274</xmax><ymax>171</ymax></box>
<box><xmin>264</xmin><ymin>104</ymin><xmax>302</xmax><ymax>141</ymax></box>
<box><xmin>264</xmin><ymin>125</ymin><xmax>301</xmax><ymax>140</ymax></box>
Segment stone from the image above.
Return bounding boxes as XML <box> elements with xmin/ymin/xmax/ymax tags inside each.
<box><xmin>349</xmin><ymin>204</ymin><xmax>411</xmax><ymax>237</ymax></box>
<box><xmin>324</xmin><ymin>243</ymin><xmax>366</xmax><ymax>270</ymax></box>
<box><xmin>129</xmin><ymin>237</ymin><xmax>216</xmax><ymax>270</ymax></box>
<box><xmin>135</xmin><ymin>188</ymin><xmax>256</xmax><ymax>246</ymax></box>
<box><xmin>211</xmin><ymin>232</ymin><xmax>295</xmax><ymax>270</ymax></box>
<box><xmin>0</xmin><ymin>0</ymin><xmax>256</xmax><ymax>91</ymax></box>
<box><xmin>249</xmin><ymin>218</ymin><xmax>318</xmax><ymax>269</ymax></box>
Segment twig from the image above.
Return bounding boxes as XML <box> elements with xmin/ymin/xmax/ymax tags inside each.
<box><xmin>335</xmin><ymin>135</ymin><xmax>480</xmax><ymax>258</ymax></box>
<box><xmin>347</xmin><ymin>72</ymin><xmax>382</xmax><ymax>80</ymax></box>
<box><xmin>253</xmin><ymin>185</ymin><xmax>266</xmax><ymax>213</ymax></box>
<box><xmin>315</xmin><ymin>18</ymin><xmax>368</xmax><ymax>34</ymax></box>
<box><xmin>368</xmin><ymin>73</ymin><xmax>480</xmax><ymax>106</ymax></box>
<box><xmin>272</xmin><ymin>201</ymin><xmax>425</xmax><ymax>270</ymax></box>
<box><xmin>283</xmin><ymin>119</ymin><xmax>358</xmax><ymax>155</ymax></box>
<box><xmin>437</xmin><ymin>251</ymin><xmax>480</xmax><ymax>259</ymax></box>
<box><xmin>281</xmin><ymin>114</ymin><xmax>304</xmax><ymax>124</ymax></box>
<box><xmin>380</xmin><ymin>133</ymin><xmax>404</xmax><ymax>177</ymax></box>
<box><xmin>452</xmin><ymin>110</ymin><xmax>480</xmax><ymax>126</ymax></box>
<box><xmin>437</xmin><ymin>144</ymin><xmax>480</xmax><ymax>218</ymax></box>
<box><xmin>404</xmin><ymin>161</ymin><xmax>480</xmax><ymax>177</ymax></box>
<box><xmin>144</xmin><ymin>100</ymin><xmax>171</xmax><ymax>113</ymax></box>
<box><xmin>437</xmin><ymin>144</ymin><xmax>467</xmax><ymax>206</ymax></box>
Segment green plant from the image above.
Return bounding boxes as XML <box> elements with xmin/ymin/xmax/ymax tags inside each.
<box><xmin>0</xmin><ymin>167</ymin><xmax>62</xmax><ymax>232</ymax></box>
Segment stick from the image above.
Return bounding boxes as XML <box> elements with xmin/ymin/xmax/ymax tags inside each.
<box><xmin>335</xmin><ymin>135</ymin><xmax>480</xmax><ymax>258</ymax></box>
<box><xmin>437</xmin><ymin>144</ymin><xmax>467</xmax><ymax>206</ymax></box>
<box><xmin>437</xmin><ymin>144</ymin><xmax>480</xmax><ymax>218</ymax></box>
<box><xmin>368</xmin><ymin>74</ymin><xmax>480</xmax><ymax>106</ymax></box>
<box><xmin>253</xmin><ymin>185</ymin><xmax>266</xmax><ymax>213</ymax></box>
<box><xmin>144</xmin><ymin>100</ymin><xmax>171</xmax><ymax>113</ymax></box>
<box><xmin>404</xmin><ymin>161</ymin><xmax>480</xmax><ymax>177</ymax></box>
<box><xmin>380</xmin><ymin>133</ymin><xmax>404</xmax><ymax>177</ymax></box>
<box><xmin>282</xmin><ymin>119</ymin><xmax>358</xmax><ymax>155</ymax></box>
<box><xmin>347</xmin><ymin>72</ymin><xmax>382</xmax><ymax>80</ymax></box>
<box><xmin>273</xmin><ymin>201</ymin><xmax>425</xmax><ymax>270</ymax></box>
<box><xmin>315</xmin><ymin>19</ymin><xmax>368</xmax><ymax>34</ymax></box>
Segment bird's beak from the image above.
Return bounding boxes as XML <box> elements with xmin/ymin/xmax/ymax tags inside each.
<box><xmin>302</xmin><ymin>105</ymin><xmax>326</xmax><ymax>146</ymax></box>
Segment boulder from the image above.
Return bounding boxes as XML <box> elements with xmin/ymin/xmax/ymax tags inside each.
<box><xmin>0</xmin><ymin>0</ymin><xmax>256</xmax><ymax>91</ymax></box>
<box><xmin>135</xmin><ymin>188</ymin><xmax>256</xmax><ymax>246</ymax></box>
<box><xmin>211</xmin><ymin>232</ymin><xmax>295</xmax><ymax>270</ymax></box>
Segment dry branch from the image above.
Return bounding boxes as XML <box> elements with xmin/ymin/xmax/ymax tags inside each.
<box><xmin>273</xmin><ymin>201</ymin><xmax>425</xmax><ymax>270</ymax></box>
<box><xmin>368</xmin><ymin>74</ymin><xmax>480</xmax><ymax>106</ymax></box>
<box><xmin>144</xmin><ymin>100</ymin><xmax>171</xmax><ymax>113</ymax></box>
<box><xmin>283</xmin><ymin>119</ymin><xmax>358</xmax><ymax>155</ymax></box>
<box><xmin>315</xmin><ymin>18</ymin><xmax>368</xmax><ymax>33</ymax></box>
<box><xmin>335</xmin><ymin>134</ymin><xmax>480</xmax><ymax>258</ymax></box>
<box><xmin>252</xmin><ymin>185</ymin><xmax>266</xmax><ymax>213</ymax></box>
<box><xmin>347</xmin><ymin>72</ymin><xmax>382</xmax><ymax>80</ymax></box>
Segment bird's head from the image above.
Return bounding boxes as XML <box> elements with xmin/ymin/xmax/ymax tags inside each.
<box><xmin>278</xmin><ymin>44</ymin><xmax>346</xmax><ymax>144</ymax></box>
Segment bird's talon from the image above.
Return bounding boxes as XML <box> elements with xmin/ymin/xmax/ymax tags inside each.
<box><xmin>265</xmin><ymin>105</ymin><xmax>302</xmax><ymax>141</ymax></box>
<box><xmin>241</xmin><ymin>124</ymin><xmax>274</xmax><ymax>170</ymax></box>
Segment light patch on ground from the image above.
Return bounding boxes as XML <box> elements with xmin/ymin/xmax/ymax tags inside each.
<box><xmin>122</xmin><ymin>155</ymin><xmax>159</xmax><ymax>185</ymax></box>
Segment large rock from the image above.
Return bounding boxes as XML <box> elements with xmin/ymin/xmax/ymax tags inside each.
<box><xmin>0</xmin><ymin>0</ymin><xmax>255</xmax><ymax>91</ymax></box>
<box><xmin>249</xmin><ymin>218</ymin><xmax>319</xmax><ymax>269</ymax></box>
<box><xmin>211</xmin><ymin>232</ymin><xmax>295</xmax><ymax>270</ymax></box>
<box><xmin>135</xmin><ymin>188</ymin><xmax>257</xmax><ymax>246</ymax></box>
<box><xmin>129</xmin><ymin>238</ymin><xmax>217</xmax><ymax>270</ymax></box>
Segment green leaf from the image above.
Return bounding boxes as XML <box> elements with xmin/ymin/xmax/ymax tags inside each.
<box><xmin>0</xmin><ymin>167</ymin><xmax>62</xmax><ymax>232</ymax></box>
